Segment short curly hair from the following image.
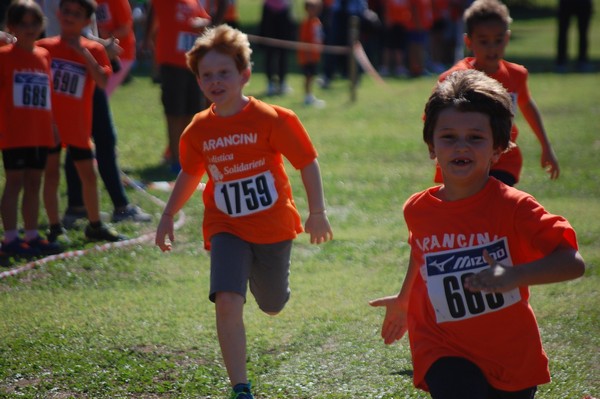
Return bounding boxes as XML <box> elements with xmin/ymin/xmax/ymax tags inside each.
<box><xmin>186</xmin><ymin>24</ymin><xmax>253</xmax><ymax>78</ymax></box>
<box><xmin>464</xmin><ymin>0</ymin><xmax>512</xmax><ymax>36</ymax></box>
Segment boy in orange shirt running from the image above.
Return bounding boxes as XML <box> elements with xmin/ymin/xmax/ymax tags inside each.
<box><xmin>434</xmin><ymin>0</ymin><xmax>559</xmax><ymax>186</ymax></box>
<box><xmin>37</xmin><ymin>0</ymin><xmax>126</xmax><ymax>242</ymax></box>
<box><xmin>370</xmin><ymin>70</ymin><xmax>585</xmax><ymax>398</ymax></box>
<box><xmin>0</xmin><ymin>0</ymin><xmax>62</xmax><ymax>257</ymax></box>
<box><xmin>155</xmin><ymin>25</ymin><xmax>333</xmax><ymax>399</ymax></box>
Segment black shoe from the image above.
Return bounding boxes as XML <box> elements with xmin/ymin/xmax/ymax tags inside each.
<box><xmin>46</xmin><ymin>224</ymin><xmax>70</xmax><ymax>244</ymax></box>
<box><xmin>85</xmin><ymin>223</ymin><xmax>127</xmax><ymax>242</ymax></box>
<box><xmin>27</xmin><ymin>236</ymin><xmax>63</xmax><ymax>255</ymax></box>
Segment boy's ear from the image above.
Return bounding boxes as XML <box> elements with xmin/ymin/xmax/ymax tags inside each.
<box><xmin>491</xmin><ymin>147</ymin><xmax>503</xmax><ymax>165</ymax></box>
<box><xmin>464</xmin><ymin>33</ymin><xmax>472</xmax><ymax>50</ymax></box>
<box><xmin>241</xmin><ymin>67</ymin><xmax>251</xmax><ymax>85</ymax></box>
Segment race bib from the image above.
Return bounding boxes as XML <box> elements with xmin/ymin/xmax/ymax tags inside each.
<box><xmin>13</xmin><ymin>72</ymin><xmax>51</xmax><ymax>110</ymax></box>
<box><xmin>214</xmin><ymin>171</ymin><xmax>278</xmax><ymax>217</ymax></box>
<box><xmin>177</xmin><ymin>31</ymin><xmax>199</xmax><ymax>52</ymax></box>
<box><xmin>423</xmin><ymin>238</ymin><xmax>521</xmax><ymax>323</ymax></box>
<box><xmin>51</xmin><ymin>59</ymin><xmax>86</xmax><ymax>99</ymax></box>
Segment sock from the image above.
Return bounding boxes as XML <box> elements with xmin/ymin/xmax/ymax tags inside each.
<box><xmin>90</xmin><ymin>221</ymin><xmax>102</xmax><ymax>229</ymax></box>
<box><xmin>24</xmin><ymin>230</ymin><xmax>39</xmax><ymax>241</ymax></box>
<box><xmin>3</xmin><ymin>230</ymin><xmax>19</xmax><ymax>243</ymax></box>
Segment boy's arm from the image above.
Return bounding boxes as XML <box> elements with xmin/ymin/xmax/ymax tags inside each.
<box><xmin>155</xmin><ymin>171</ymin><xmax>203</xmax><ymax>252</ymax></box>
<box><xmin>67</xmin><ymin>37</ymin><xmax>110</xmax><ymax>89</ymax></box>
<box><xmin>519</xmin><ymin>97</ymin><xmax>560</xmax><ymax>179</ymax></box>
<box><xmin>464</xmin><ymin>243</ymin><xmax>585</xmax><ymax>293</ymax></box>
<box><xmin>300</xmin><ymin>159</ymin><xmax>333</xmax><ymax>244</ymax></box>
<box><xmin>369</xmin><ymin>252</ymin><xmax>420</xmax><ymax>345</ymax></box>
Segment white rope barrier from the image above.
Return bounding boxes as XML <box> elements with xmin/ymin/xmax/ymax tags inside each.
<box><xmin>0</xmin><ymin>173</ymin><xmax>192</xmax><ymax>280</ymax></box>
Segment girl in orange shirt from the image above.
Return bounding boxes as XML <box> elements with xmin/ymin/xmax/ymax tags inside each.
<box><xmin>0</xmin><ymin>0</ymin><xmax>61</xmax><ymax>257</ymax></box>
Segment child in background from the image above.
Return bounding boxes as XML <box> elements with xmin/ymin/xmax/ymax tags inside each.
<box><xmin>155</xmin><ymin>25</ymin><xmax>333</xmax><ymax>399</ymax></box>
<box><xmin>406</xmin><ymin>0</ymin><xmax>433</xmax><ymax>76</ymax></box>
<box><xmin>0</xmin><ymin>0</ymin><xmax>62</xmax><ymax>257</ymax></box>
<box><xmin>434</xmin><ymin>0</ymin><xmax>559</xmax><ymax>186</ymax></box>
<box><xmin>298</xmin><ymin>0</ymin><xmax>326</xmax><ymax>107</ymax></box>
<box><xmin>370</xmin><ymin>69</ymin><xmax>585</xmax><ymax>398</ymax></box>
<box><xmin>379</xmin><ymin>0</ymin><xmax>410</xmax><ymax>77</ymax></box>
<box><xmin>37</xmin><ymin>0</ymin><xmax>126</xmax><ymax>242</ymax></box>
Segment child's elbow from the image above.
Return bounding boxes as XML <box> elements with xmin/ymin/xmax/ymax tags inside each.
<box><xmin>572</xmin><ymin>252</ymin><xmax>586</xmax><ymax>278</ymax></box>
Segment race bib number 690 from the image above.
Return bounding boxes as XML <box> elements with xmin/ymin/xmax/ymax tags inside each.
<box><xmin>214</xmin><ymin>171</ymin><xmax>278</xmax><ymax>217</ymax></box>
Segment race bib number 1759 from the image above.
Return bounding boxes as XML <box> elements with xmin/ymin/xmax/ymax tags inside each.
<box><xmin>214</xmin><ymin>171</ymin><xmax>278</xmax><ymax>217</ymax></box>
<box><xmin>423</xmin><ymin>238</ymin><xmax>521</xmax><ymax>323</ymax></box>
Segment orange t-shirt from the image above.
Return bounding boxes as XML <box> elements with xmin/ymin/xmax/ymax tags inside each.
<box><xmin>179</xmin><ymin>96</ymin><xmax>318</xmax><ymax>249</ymax></box>
<box><xmin>435</xmin><ymin>58</ymin><xmax>531</xmax><ymax>183</ymax></box>
<box><xmin>0</xmin><ymin>44</ymin><xmax>54</xmax><ymax>149</ymax></box>
<box><xmin>406</xmin><ymin>0</ymin><xmax>433</xmax><ymax>31</ymax></box>
<box><xmin>152</xmin><ymin>0</ymin><xmax>211</xmax><ymax>68</ymax></box>
<box><xmin>403</xmin><ymin>178</ymin><xmax>578</xmax><ymax>392</ymax></box>
<box><xmin>37</xmin><ymin>36</ymin><xmax>112</xmax><ymax>149</ymax></box>
<box><xmin>96</xmin><ymin>0</ymin><xmax>136</xmax><ymax>61</ymax></box>
<box><xmin>384</xmin><ymin>0</ymin><xmax>411</xmax><ymax>26</ymax></box>
<box><xmin>200</xmin><ymin>0</ymin><xmax>238</xmax><ymax>23</ymax></box>
<box><xmin>298</xmin><ymin>16</ymin><xmax>323</xmax><ymax>66</ymax></box>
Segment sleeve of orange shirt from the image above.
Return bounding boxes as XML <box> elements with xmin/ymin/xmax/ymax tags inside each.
<box><xmin>268</xmin><ymin>107</ymin><xmax>318</xmax><ymax>170</ymax></box>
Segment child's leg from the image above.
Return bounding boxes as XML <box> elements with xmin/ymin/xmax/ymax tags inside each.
<box><xmin>21</xmin><ymin>169</ymin><xmax>44</xmax><ymax>233</ymax></box>
<box><xmin>43</xmin><ymin>150</ymin><xmax>62</xmax><ymax>226</ymax></box>
<box><xmin>209</xmin><ymin>233</ymin><xmax>254</xmax><ymax>388</ymax></box>
<box><xmin>1</xmin><ymin>169</ymin><xmax>25</xmax><ymax>235</ymax></box>
<box><xmin>215</xmin><ymin>291</ymin><xmax>248</xmax><ymax>386</ymax></box>
<box><xmin>73</xmin><ymin>159</ymin><xmax>101</xmax><ymax>223</ymax></box>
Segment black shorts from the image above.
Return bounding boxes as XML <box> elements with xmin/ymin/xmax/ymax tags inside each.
<box><xmin>68</xmin><ymin>145</ymin><xmax>94</xmax><ymax>161</ymax></box>
<box><xmin>2</xmin><ymin>147</ymin><xmax>49</xmax><ymax>170</ymax></box>
<box><xmin>159</xmin><ymin>64</ymin><xmax>204</xmax><ymax>116</ymax></box>
<box><xmin>425</xmin><ymin>357</ymin><xmax>537</xmax><ymax>399</ymax></box>
<box><xmin>301</xmin><ymin>63</ymin><xmax>319</xmax><ymax>77</ymax></box>
<box><xmin>384</xmin><ymin>24</ymin><xmax>407</xmax><ymax>50</ymax></box>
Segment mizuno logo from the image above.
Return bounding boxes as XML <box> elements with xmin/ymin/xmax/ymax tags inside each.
<box><xmin>429</xmin><ymin>256</ymin><xmax>455</xmax><ymax>272</ymax></box>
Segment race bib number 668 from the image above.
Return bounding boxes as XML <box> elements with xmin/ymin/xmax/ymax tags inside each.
<box><xmin>423</xmin><ymin>239</ymin><xmax>521</xmax><ymax>323</ymax></box>
<box><xmin>214</xmin><ymin>171</ymin><xmax>278</xmax><ymax>217</ymax></box>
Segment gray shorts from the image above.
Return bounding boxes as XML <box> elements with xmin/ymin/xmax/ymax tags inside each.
<box><xmin>209</xmin><ymin>233</ymin><xmax>292</xmax><ymax>313</ymax></box>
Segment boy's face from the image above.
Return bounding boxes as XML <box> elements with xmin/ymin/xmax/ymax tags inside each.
<box><xmin>196</xmin><ymin>49</ymin><xmax>250</xmax><ymax>107</ymax></box>
<box><xmin>9</xmin><ymin>11</ymin><xmax>44</xmax><ymax>48</ymax></box>
<box><xmin>465</xmin><ymin>21</ymin><xmax>510</xmax><ymax>73</ymax></box>
<box><xmin>57</xmin><ymin>1</ymin><xmax>91</xmax><ymax>35</ymax></box>
<box><xmin>429</xmin><ymin>107</ymin><xmax>501</xmax><ymax>184</ymax></box>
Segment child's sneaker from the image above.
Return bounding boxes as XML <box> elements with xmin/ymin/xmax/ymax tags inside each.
<box><xmin>112</xmin><ymin>205</ymin><xmax>152</xmax><ymax>223</ymax></box>
<box><xmin>230</xmin><ymin>382</ymin><xmax>254</xmax><ymax>399</ymax></box>
<box><xmin>62</xmin><ymin>208</ymin><xmax>109</xmax><ymax>229</ymax></box>
<box><xmin>27</xmin><ymin>236</ymin><xmax>63</xmax><ymax>256</ymax></box>
<box><xmin>46</xmin><ymin>224</ymin><xmax>70</xmax><ymax>244</ymax></box>
<box><xmin>304</xmin><ymin>94</ymin><xmax>326</xmax><ymax>108</ymax></box>
<box><xmin>1</xmin><ymin>238</ymin><xmax>39</xmax><ymax>257</ymax></box>
<box><xmin>85</xmin><ymin>223</ymin><xmax>127</xmax><ymax>242</ymax></box>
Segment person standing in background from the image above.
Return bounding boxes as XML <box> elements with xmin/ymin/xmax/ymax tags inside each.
<box><xmin>556</xmin><ymin>0</ymin><xmax>593</xmax><ymax>73</ymax></box>
<box><xmin>146</xmin><ymin>0</ymin><xmax>211</xmax><ymax>173</ymax></box>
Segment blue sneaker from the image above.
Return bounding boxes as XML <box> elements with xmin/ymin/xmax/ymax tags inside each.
<box><xmin>230</xmin><ymin>382</ymin><xmax>254</xmax><ymax>399</ymax></box>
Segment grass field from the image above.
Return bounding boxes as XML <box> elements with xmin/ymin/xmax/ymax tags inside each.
<box><xmin>1</xmin><ymin>1</ymin><xmax>599</xmax><ymax>398</ymax></box>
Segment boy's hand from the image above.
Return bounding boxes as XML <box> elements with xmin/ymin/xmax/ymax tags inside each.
<box><xmin>155</xmin><ymin>214</ymin><xmax>175</xmax><ymax>252</ymax></box>
<box><xmin>369</xmin><ymin>296</ymin><xmax>409</xmax><ymax>345</ymax></box>
<box><xmin>541</xmin><ymin>148</ymin><xmax>560</xmax><ymax>180</ymax></box>
<box><xmin>463</xmin><ymin>250</ymin><xmax>519</xmax><ymax>293</ymax></box>
<box><xmin>0</xmin><ymin>31</ymin><xmax>16</xmax><ymax>45</ymax></box>
<box><xmin>304</xmin><ymin>212</ymin><xmax>333</xmax><ymax>244</ymax></box>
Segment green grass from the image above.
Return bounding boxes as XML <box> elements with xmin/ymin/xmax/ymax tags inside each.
<box><xmin>1</xmin><ymin>2</ymin><xmax>599</xmax><ymax>398</ymax></box>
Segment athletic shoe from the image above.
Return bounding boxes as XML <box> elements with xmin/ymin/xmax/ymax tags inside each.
<box><xmin>27</xmin><ymin>236</ymin><xmax>63</xmax><ymax>255</ymax></box>
<box><xmin>1</xmin><ymin>238</ymin><xmax>39</xmax><ymax>257</ymax></box>
<box><xmin>62</xmin><ymin>208</ymin><xmax>109</xmax><ymax>229</ymax></box>
<box><xmin>46</xmin><ymin>224</ymin><xmax>71</xmax><ymax>244</ymax></box>
<box><xmin>112</xmin><ymin>205</ymin><xmax>152</xmax><ymax>223</ymax></box>
<box><xmin>230</xmin><ymin>382</ymin><xmax>254</xmax><ymax>399</ymax></box>
<box><xmin>304</xmin><ymin>94</ymin><xmax>326</xmax><ymax>108</ymax></box>
<box><xmin>84</xmin><ymin>223</ymin><xmax>127</xmax><ymax>242</ymax></box>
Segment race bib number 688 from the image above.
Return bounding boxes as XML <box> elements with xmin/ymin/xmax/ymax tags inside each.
<box><xmin>423</xmin><ymin>239</ymin><xmax>521</xmax><ymax>323</ymax></box>
<box><xmin>214</xmin><ymin>171</ymin><xmax>278</xmax><ymax>217</ymax></box>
